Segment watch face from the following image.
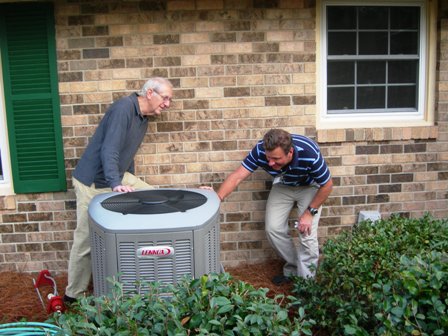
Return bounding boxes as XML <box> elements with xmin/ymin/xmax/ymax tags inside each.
<box><xmin>308</xmin><ymin>207</ymin><xmax>318</xmax><ymax>215</ymax></box>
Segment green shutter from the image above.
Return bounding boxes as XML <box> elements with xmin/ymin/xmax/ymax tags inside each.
<box><xmin>0</xmin><ymin>3</ymin><xmax>66</xmax><ymax>193</ymax></box>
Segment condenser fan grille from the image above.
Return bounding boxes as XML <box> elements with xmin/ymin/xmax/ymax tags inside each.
<box><xmin>100</xmin><ymin>190</ymin><xmax>207</xmax><ymax>214</ymax></box>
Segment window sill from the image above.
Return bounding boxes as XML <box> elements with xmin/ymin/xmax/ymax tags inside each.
<box><xmin>0</xmin><ymin>195</ymin><xmax>16</xmax><ymax>210</ymax></box>
<box><xmin>0</xmin><ymin>183</ymin><xmax>14</xmax><ymax>197</ymax></box>
<box><xmin>317</xmin><ymin>125</ymin><xmax>438</xmax><ymax>144</ymax></box>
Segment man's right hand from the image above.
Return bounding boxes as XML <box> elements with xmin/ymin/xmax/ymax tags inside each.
<box><xmin>113</xmin><ymin>185</ymin><xmax>135</xmax><ymax>192</ymax></box>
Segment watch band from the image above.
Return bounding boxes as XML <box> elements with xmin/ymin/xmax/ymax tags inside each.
<box><xmin>307</xmin><ymin>206</ymin><xmax>318</xmax><ymax>216</ymax></box>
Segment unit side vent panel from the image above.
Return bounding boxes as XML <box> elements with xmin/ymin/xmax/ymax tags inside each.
<box><xmin>174</xmin><ymin>239</ymin><xmax>193</xmax><ymax>280</ymax></box>
<box><xmin>91</xmin><ymin>230</ymin><xmax>106</xmax><ymax>296</ymax></box>
<box><xmin>118</xmin><ymin>242</ymin><xmax>138</xmax><ymax>293</ymax></box>
<box><xmin>116</xmin><ymin>233</ymin><xmax>193</xmax><ymax>293</ymax></box>
<box><xmin>205</xmin><ymin>224</ymin><xmax>219</xmax><ymax>273</ymax></box>
<box><xmin>154</xmin><ymin>240</ymin><xmax>174</xmax><ymax>285</ymax></box>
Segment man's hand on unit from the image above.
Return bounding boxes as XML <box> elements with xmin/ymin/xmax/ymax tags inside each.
<box><xmin>113</xmin><ymin>185</ymin><xmax>135</xmax><ymax>193</ymax></box>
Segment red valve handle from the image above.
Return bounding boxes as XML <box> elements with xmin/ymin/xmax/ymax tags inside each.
<box><xmin>47</xmin><ymin>294</ymin><xmax>66</xmax><ymax>313</ymax></box>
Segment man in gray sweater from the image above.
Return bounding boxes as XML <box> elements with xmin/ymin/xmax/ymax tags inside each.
<box><xmin>64</xmin><ymin>77</ymin><xmax>173</xmax><ymax>303</ymax></box>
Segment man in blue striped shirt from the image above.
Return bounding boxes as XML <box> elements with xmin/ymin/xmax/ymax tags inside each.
<box><xmin>216</xmin><ymin>129</ymin><xmax>333</xmax><ymax>283</ymax></box>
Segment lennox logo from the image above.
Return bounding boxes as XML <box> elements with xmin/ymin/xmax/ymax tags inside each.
<box><xmin>137</xmin><ymin>246</ymin><xmax>175</xmax><ymax>258</ymax></box>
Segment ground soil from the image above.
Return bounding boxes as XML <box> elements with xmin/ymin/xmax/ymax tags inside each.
<box><xmin>0</xmin><ymin>260</ymin><xmax>292</xmax><ymax>323</ymax></box>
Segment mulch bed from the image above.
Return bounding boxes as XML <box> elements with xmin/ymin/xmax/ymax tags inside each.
<box><xmin>0</xmin><ymin>259</ymin><xmax>291</xmax><ymax>323</ymax></box>
<box><xmin>0</xmin><ymin>272</ymin><xmax>68</xmax><ymax>323</ymax></box>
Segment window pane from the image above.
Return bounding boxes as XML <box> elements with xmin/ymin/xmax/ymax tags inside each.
<box><xmin>391</xmin><ymin>7</ymin><xmax>419</xmax><ymax>30</ymax></box>
<box><xmin>325</xmin><ymin>3</ymin><xmax>423</xmax><ymax>115</ymax></box>
<box><xmin>357</xmin><ymin>87</ymin><xmax>385</xmax><ymax>109</ymax></box>
<box><xmin>390</xmin><ymin>32</ymin><xmax>418</xmax><ymax>55</ymax></box>
<box><xmin>359</xmin><ymin>32</ymin><xmax>388</xmax><ymax>55</ymax></box>
<box><xmin>388</xmin><ymin>86</ymin><xmax>417</xmax><ymax>108</ymax></box>
<box><xmin>328</xmin><ymin>87</ymin><xmax>354</xmax><ymax>110</ymax></box>
<box><xmin>328</xmin><ymin>61</ymin><xmax>354</xmax><ymax>85</ymax></box>
<box><xmin>389</xmin><ymin>60</ymin><xmax>418</xmax><ymax>84</ymax></box>
<box><xmin>359</xmin><ymin>6</ymin><xmax>388</xmax><ymax>29</ymax></box>
<box><xmin>328</xmin><ymin>32</ymin><xmax>357</xmax><ymax>55</ymax></box>
<box><xmin>358</xmin><ymin>61</ymin><xmax>386</xmax><ymax>84</ymax></box>
<box><xmin>328</xmin><ymin>6</ymin><xmax>356</xmax><ymax>29</ymax></box>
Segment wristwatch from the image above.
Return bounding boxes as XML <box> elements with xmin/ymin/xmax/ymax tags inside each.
<box><xmin>307</xmin><ymin>206</ymin><xmax>318</xmax><ymax>216</ymax></box>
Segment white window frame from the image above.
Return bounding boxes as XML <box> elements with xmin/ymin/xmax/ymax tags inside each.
<box><xmin>317</xmin><ymin>0</ymin><xmax>436</xmax><ymax>129</ymax></box>
<box><xmin>0</xmin><ymin>55</ymin><xmax>14</xmax><ymax>196</ymax></box>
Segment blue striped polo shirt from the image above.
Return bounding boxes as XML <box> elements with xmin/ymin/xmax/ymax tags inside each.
<box><xmin>242</xmin><ymin>134</ymin><xmax>331</xmax><ymax>186</ymax></box>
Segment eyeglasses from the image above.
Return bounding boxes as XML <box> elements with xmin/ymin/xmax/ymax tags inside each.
<box><xmin>153</xmin><ymin>90</ymin><xmax>173</xmax><ymax>103</ymax></box>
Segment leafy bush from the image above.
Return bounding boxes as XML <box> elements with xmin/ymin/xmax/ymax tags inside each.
<box><xmin>49</xmin><ymin>272</ymin><xmax>314</xmax><ymax>335</ymax></box>
<box><xmin>374</xmin><ymin>251</ymin><xmax>448</xmax><ymax>335</ymax></box>
<box><xmin>290</xmin><ymin>214</ymin><xmax>448</xmax><ymax>335</ymax></box>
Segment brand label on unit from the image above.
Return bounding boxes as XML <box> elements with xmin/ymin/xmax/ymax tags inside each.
<box><xmin>137</xmin><ymin>246</ymin><xmax>175</xmax><ymax>258</ymax></box>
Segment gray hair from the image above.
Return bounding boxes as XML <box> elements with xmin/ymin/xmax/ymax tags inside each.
<box><xmin>137</xmin><ymin>77</ymin><xmax>173</xmax><ymax>96</ymax></box>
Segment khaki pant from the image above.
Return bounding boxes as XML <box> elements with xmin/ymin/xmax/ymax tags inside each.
<box><xmin>265</xmin><ymin>183</ymin><xmax>321</xmax><ymax>279</ymax></box>
<box><xmin>65</xmin><ymin>173</ymin><xmax>152</xmax><ymax>298</ymax></box>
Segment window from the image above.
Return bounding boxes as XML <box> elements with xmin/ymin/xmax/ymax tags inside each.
<box><xmin>0</xmin><ymin>3</ymin><xmax>66</xmax><ymax>195</ymax></box>
<box><xmin>319</xmin><ymin>0</ymin><xmax>435</xmax><ymax>128</ymax></box>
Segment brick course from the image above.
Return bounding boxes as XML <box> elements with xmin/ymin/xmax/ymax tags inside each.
<box><xmin>0</xmin><ymin>0</ymin><xmax>447</xmax><ymax>273</ymax></box>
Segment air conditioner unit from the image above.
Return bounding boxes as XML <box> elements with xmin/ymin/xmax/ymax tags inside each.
<box><xmin>88</xmin><ymin>188</ymin><xmax>220</xmax><ymax>296</ymax></box>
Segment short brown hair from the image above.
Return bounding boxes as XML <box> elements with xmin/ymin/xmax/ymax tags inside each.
<box><xmin>262</xmin><ymin>129</ymin><xmax>292</xmax><ymax>154</ymax></box>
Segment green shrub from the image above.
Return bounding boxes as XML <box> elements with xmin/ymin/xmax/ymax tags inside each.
<box><xmin>290</xmin><ymin>214</ymin><xmax>448</xmax><ymax>335</ymax></box>
<box><xmin>49</xmin><ymin>272</ymin><xmax>314</xmax><ymax>335</ymax></box>
<box><xmin>374</xmin><ymin>251</ymin><xmax>448</xmax><ymax>335</ymax></box>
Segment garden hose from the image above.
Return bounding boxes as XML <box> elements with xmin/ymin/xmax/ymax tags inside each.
<box><xmin>0</xmin><ymin>322</ymin><xmax>66</xmax><ymax>336</ymax></box>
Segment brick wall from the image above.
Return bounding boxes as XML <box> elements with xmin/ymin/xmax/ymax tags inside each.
<box><xmin>0</xmin><ymin>0</ymin><xmax>447</xmax><ymax>273</ymax></box>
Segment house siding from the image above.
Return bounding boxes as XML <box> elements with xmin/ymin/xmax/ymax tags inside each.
<box><xmin>0</xmin><ymin>0</ymin><xmax>447</xmax><ymax>273</ymax></box>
